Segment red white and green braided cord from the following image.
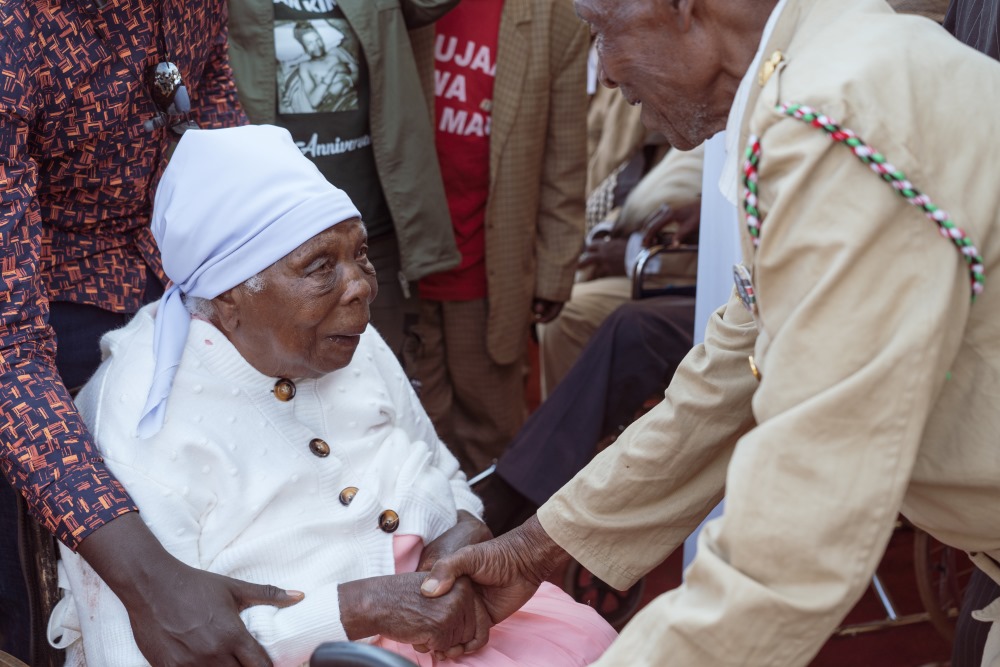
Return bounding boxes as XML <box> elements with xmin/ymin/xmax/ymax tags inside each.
<box><xmin>742</xmin><ymin>103</ymin><xmax>985</xmax><ymax>301</ymax></box>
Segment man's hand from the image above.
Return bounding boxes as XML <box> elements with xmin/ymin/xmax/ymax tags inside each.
<box><xmin>640</xmin><ymin>200</ymin><xmax>701</xmax><ymax>249</ymax></box>
<box><xmin>77</xmin><ymin>512</ymin><xmax>302</xmax><ymax>667</ymax></box>
<box><xmin>532</xmin><ymin>298</ymin><xmax>565</xmax><ymax>323</ymax></box>
<box><xmin>418</xmin><ymin>511</ymin><xmax>493</xmax><ymax>572</ymax></box>
<box><xmin>339</xmin><ymin>572</ymin><xmax>490</xmax><ymax>659</ymax></box>
<box><xmin>420</xmin><ymin>515</ymin><xmax>570</xmax><ymax>625</ymax></box>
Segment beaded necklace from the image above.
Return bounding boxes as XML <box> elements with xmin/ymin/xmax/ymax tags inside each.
<box><xmin>743</xmin><ymin>103</ymin><xmax>985</xmax><ymax>301</ymax></box>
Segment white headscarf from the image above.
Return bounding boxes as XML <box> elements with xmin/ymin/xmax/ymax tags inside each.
<box><xmin>137</xmin><ymin>125</ymin><xmax>361</xmax><ymax>438</ymax></box>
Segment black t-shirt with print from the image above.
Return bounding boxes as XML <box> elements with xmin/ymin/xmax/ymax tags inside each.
<box><xmin>273</xmin><ymin>0</ymin><xmax>392</xmax><ymax>238</ymax></box>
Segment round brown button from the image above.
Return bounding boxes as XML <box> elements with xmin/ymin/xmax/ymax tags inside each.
<box><xmin>309</xmin><ymin>438</ymin><xmax>330</xmax><ymax>458</ymax></box>
<box><xmin>339</xmin><ymin>487</ymin><xmax>359</xmax><ymax>506</ymax></box>
<box><xmin>273</xmin><ymin>378</ymin><xmax>296</xmax><ymax>402</ymax></box>
<box><xmin>378</xmin><ymin>510</ymin><xmax>400</xmax><ymax>533</ymax></box>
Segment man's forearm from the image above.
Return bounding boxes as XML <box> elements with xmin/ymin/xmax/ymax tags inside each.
<box><xmin>506</xmin><ymin>515</ymin><xmax>572</xmax><ymax>586</ymax></box>
<box><xmin>1</xmin><ymin>352</ymin><xmax>137</xmax><ymax>549</ymax></box>
<box><xmin>76</xmin><ymin>512</ymin><xmax>178</xmax><ymax>610</ymax></box>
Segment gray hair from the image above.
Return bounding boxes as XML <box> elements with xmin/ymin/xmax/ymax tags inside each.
<box><xmin>182</xmin><ymin>272</ymin><xmax>267</xmax><ymax>320</ymax></box>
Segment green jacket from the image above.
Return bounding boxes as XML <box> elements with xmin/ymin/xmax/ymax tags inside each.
<box><xmin>227</xmin><ymin>0</ymin><xmax>461</xmax><ymax>282</ymax></box>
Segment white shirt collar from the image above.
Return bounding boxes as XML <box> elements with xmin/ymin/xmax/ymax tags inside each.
<box><xmin>587</xmin><ymin>43</ymin><xmax>600</xmax><ymax>96</ymax></box>
<box><xmin>719</xmin><ymin>0</ymin><xmax>790</xmax><ymax>206</ymax></box>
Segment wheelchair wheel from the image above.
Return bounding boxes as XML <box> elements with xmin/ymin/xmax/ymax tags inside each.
<box><xmin>562</xmin><ymin>560</ymin><xmax>645</xmax><ymax>630</ymax></box>
<box><xmin>913</xmin><ymin>528</ymin><xmax>974</xmax><ymax>642</ymax></box>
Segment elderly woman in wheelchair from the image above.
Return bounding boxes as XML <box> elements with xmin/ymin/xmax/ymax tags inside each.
<box><xmin>46</xmin><ymin>127</ymin><xmax>616</xmax><ymax>667</ymax></box>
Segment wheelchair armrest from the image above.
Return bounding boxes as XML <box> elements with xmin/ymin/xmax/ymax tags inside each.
<box><xmin>631</xmin><ymin>244</ymin><xmax>698</xmax><ymax>300</ymax></box>
<box><xmin>310</xmin><ymin>642</ymin><xmax>417</xmax><ymax>667</ymax></box>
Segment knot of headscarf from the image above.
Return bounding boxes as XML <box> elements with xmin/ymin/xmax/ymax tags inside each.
<box><xmin>137</xmin><ymin>125</ymin><xmax>361</xmax><ymax>438</ymax></box>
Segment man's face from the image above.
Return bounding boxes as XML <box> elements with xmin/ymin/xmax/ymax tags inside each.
<box><xmin>301</xmin><ymin>31</ymin><xmax>326</xmax><ymax>58</ymax></box>
<box><xmin>225</xmin><ymin>219</ymin><xmax>378</xmax><ymax>379</ymax></box>
<box><xmin>576</xmin><ymin>0</ymin><xmax>725</xmax><ymax>149</ymax></box>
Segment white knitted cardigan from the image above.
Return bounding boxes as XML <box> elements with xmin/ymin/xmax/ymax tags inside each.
<box><xmin>48</xmin><ymin>303</ymin><xmax>483</xmax><ymax>666</ymax></box>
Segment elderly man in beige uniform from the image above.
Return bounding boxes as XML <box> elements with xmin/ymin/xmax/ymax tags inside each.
<box><xmin>420</xmin><ymin>0</ymin><xmax>1000</xmax><ymax>664</ymax></box>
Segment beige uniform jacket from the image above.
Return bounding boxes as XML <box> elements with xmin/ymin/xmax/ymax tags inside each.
<box><xmin>539</xmin><ymin>0</ymin><xmax>1000</xmax><ymax>664</ymax></box>
<box><xmin>483</xmin><ymin>0</ymin><xmax>589</xmax><ymax>365</ymax></box>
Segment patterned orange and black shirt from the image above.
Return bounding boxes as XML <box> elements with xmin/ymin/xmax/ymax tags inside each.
<box><xmin>0</xmin><ymin>0</ymin><xmax>246</xmax><ymax>550</ymax></box>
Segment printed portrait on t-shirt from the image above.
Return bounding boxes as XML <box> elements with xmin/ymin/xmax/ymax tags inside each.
<box><xmin>275</xmin><ymin>17</ymin><xmax>360</xmax><ymax>114</ymax></box>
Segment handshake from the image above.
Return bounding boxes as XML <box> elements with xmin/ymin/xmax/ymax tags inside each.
<box><xmin>337</xmin><ymin>514</ymin><xmax>567</xmax><ymax>660</ymax></box>
<box><xmin>339</xmin><ymin>570</ymin><xmax>492</xmax><ymax>659</ymax></box>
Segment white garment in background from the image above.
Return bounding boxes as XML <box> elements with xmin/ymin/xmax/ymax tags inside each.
<box><xmin>683</xmin><ymin>132</ymin><xmax>740</xmax><ymax>569</ymax></box>
<box><xmin>681</xmin><ymin>0</ymin><xmax>789</xmax><ymax>571</ymax></box>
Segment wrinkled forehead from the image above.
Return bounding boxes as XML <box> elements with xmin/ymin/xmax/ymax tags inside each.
<box><xmin>280</xmin><ymin>217</ymin><xmax>365</xmax><ymax>262</ymax></box>
<box><xmin>575</xmin><ymin>0</ymin><xmax>648</xmax><ymax>32</ymax></box>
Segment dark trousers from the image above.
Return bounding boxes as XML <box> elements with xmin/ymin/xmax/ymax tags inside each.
<box><xmin>1</xmin><ymin>271</ymin><xmax>162</xmax><ymax>660</ymax></box>
<box><xmin>492</xmin><ymin>296</ymin><xmax>695</xmax><ymax>515</ymax></box>
<box><xmin>0</xmin><ymin>482</ymin><xmax>29</xmax><ymax>660</ymax></box>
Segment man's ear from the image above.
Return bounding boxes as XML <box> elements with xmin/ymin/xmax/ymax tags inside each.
<box><xmin>212</xmin><ymin>288</ymin><xmax>241</xmax><ymax>334</ymax></box>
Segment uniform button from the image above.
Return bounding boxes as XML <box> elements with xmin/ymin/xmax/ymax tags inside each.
<box><xmin>309</xmin><ymin>438</ymin><xmax>330</xmax><ymax>457</ymax></box>
<box><xmin>378</xmin><ymin>510</ymin><xmax>400</xmax><ymax>533</ymax></box>
<box><xmin>748</xmin><ymin>355</ymin><xmax>762</xmax><ymax>382</ymax></box>
<box><xmin>339</xmin><ymin>486</ymin><xmax>359</xmax><ymax>506</ymax></box>
<box><xmin>273</xmin><ymin>378</ymin><xmax>296</xmax><ymax>401</ymax></box>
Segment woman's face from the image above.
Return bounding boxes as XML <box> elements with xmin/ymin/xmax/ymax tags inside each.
<box><xmin>219</xmin><ymin>219</ymin><xmax>378</xmax><ymax>379</ymax></box>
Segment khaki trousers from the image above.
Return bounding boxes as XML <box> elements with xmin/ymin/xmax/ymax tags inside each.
<box><xmin>536</xmin><ymin>276</ymin><xmax>631</xmax><ymax>398</ymax></box>
<box><xmin>405</xmin><ymin>298</ymin><xmax>525</xmax><ymax>475</ymax></box>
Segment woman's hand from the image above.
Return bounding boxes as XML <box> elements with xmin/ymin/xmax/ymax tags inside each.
<box><xmin>417</xmin><ymin>511</ymin><xmax>493</xmax><ymax>572</ymax></box>
<box><xmin>338</xmin><ymin>571</ymin><xmax>490</xmax><ymax>657</ymax></box>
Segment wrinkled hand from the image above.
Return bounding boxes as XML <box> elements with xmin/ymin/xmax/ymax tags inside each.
<box><xmin>418</xmin><ymin>511</ymin><xmax>493</xmax><ymax>573</ymax></box>
<box><xmin>532</xmin><ymin>298</ymin><xmax>565</xmax><ymax>324</ymax></box>
<box><xmin>339</xmin><ymin>572</ymin><xmax>490</xmax><ymax>659</ymax></box>
<box><xmin>577</xmin><ymin>237</ymin><xmax>628</xmax><ymax>280</ymax></box>
<box><xmin>640</xmin><ymin>200</ymin><xmax>702</xmax><ymax>249</ymax></box>
<box><xmin>420</xmin><ymin>516</ymin><xmax>570</xmax><ymax>626</ymax></box>
<box><xmin>78</xmin><ymin>513</ymin><xmax>302</xmax><ymax>667</ymax></box>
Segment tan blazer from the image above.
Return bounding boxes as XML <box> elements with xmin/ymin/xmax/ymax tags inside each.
<box><xmin>483</xmin><ymin>0</ymin><xmax>589</xmax><ymax>365</ymax></box>
<box><xmin>586</xmin><ymin>84</ymin><xmax>647</xmax><ymax>196</ymax></box>
<box><xmin>540</xmin><ymin>0</ymin><xmax>1000</xmax><ymax>664</ymax></box>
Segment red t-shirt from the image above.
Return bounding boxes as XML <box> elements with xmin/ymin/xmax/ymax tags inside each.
<box><xmin>419</xmin><ymin>0</ymin><xmax>504</xmax><ymax>301</ymax></box>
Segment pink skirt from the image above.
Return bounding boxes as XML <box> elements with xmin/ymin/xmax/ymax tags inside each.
<box><xmin>372</xmin><ymin>536</ymin><xmax>617</xmax><ymax>666</ymax></box>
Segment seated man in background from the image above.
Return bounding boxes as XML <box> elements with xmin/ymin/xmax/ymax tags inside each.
<box><xmin>47</xmin><ymin>126</ymin><xmax>616</xmax><ymax>666</ymax></box>
<box><xmin>538</xmin><ymin>144</ymin><xmax>704</xmax><ymax>397</ymax></box>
